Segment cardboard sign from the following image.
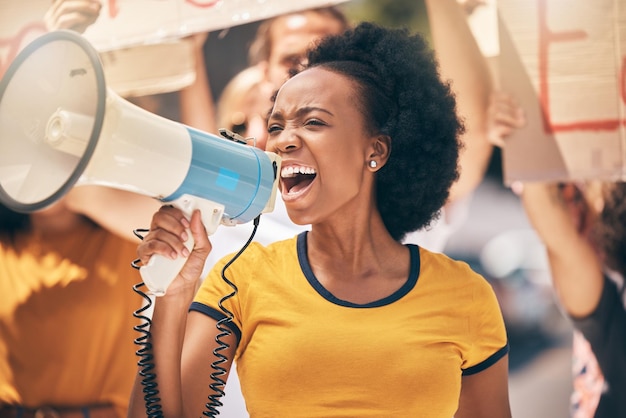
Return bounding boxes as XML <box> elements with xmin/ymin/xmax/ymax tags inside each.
<box><xmin>80</xmin><ymin>0</ymin><xmax>349</xmax><ymax>52</ymax></box>
<box><xmin>0</xmin><ymin>0</ymin><xmax>348</xmax><ymax>95</ymax></box>
<box><xmin>497</xmin><ymin>0</ymin><xmax>626</xmax><ymax>183</ymax></box>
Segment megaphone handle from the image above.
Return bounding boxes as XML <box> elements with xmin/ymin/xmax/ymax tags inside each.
<box><xmin>139</xmin><ymin>195</ymin><xmax>225</xmax><ymax>297</ymax></box>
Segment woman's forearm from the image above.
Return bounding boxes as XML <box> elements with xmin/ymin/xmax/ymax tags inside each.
<box><xmin>522</xmin><ymin>182</ymin><xmax>604</xmax><ymax>317</ymax></box>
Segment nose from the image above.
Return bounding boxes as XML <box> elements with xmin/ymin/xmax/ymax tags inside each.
<box><xmin>268</xmin><ymin>127</ymin><xmax>301</xmax><ymax>154</ymax></box>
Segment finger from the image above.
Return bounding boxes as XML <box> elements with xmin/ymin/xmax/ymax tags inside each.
<box><xmin>487</xmin><ymin>126</ymin><xmax>509</xmax><ymax>147</ymax></box>
<box><xmin>487</xmin><ymin>96</ymin><xmax>526</xmax><ymax>147</ymax></box>
<box><xmin>55</xmin><ymin>14</ymin><xmax>98</xmax><ymax>33</ymax></box>
<box><xmin>137</xmin><ymin>231</ymin><xmax>181</xmax><ymax>264</ymax></box>
<box><xmin>489</xmin><ymin>95</ymin><xmax>517</xmax><ymax>116</ymax></box>
<box><xmin>497</xmin><ymin>98</ymin><xmax>526</xmax><ymax>127</ymax></box>
<box><xmin>489</xmin><ymin>91</ymin><xmax>519</xmax><ymax>112</ymax></box>
<box><xmin>138</xmin><ymin>225</ymin><xmax>189</xmax><ymax>262</ymax></box>
<box><xmin>178</xmin><ymin>210</ymin><xmax>212</xmax><ymax>283</ymax></box>
<box><xmin>45</xmin><ymin>0</ymin><xmax>102</xmax><ymax>32</ymax></box>
<box><xmin>51</xmin><ymin>0</ymin><xmax>102</xmax><ymax>17</ymax></box>
<box><xmin>43</xmin><ymin>0</ymin><xmax>62</xmax><ymax>27</ymax></box>
<box><xmin>151</xmin><ymin>205</ymin><xmax>191</xmax><ymax>242</ymax></box>
<box><xmin>493</xmin><ymin>110</ymin><xmax>525</xmax><ymax>129</ymax></box>
<box><xmin>136</xmin><ymin>206</ymin><xmax>191</xmax><ymax>262</ymax></box>
<box><xmin>510</xmin><ymin>181</ymin><xmax>524</xmax><ymax>196</ymax></box>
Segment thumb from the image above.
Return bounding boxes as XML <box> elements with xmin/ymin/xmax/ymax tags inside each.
<box><xmin>190</xmin><ymin>209</ymin><xmax>212</xmax><ymax>254</ymax></box>
<box><xmin>179</xmin><ymin>210</ymin><xmax>212</xmax><ymax>282</ymax></box>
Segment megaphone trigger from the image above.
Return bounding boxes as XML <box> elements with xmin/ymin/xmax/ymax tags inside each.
<box><xmin>139</xmin><ymin>195</ymin><xmax>225</xmax><ymax>297</ymax></box>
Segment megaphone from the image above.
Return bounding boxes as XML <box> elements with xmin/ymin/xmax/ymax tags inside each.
<box><xmin>0</xmin><ymin>30</ymin><xmax>281</xmax><ymax>296</ymax></box>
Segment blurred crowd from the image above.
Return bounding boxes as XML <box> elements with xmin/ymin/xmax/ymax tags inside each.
<box><xmin>0</xmin><ymin>1</ymin><xmax>623</xmax><ymax>418</ymax></box>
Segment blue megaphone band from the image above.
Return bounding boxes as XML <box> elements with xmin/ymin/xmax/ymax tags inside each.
<box><xmin>164</xmin><ymin>127</ymin><xmax>276</xmax><ymax>223</ymax></box>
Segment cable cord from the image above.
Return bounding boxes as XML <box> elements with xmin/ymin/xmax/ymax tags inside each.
<box><xmin>204</xmin><ymin>215</ymin><xmax>260</xmax><ymax>416</ymax></box>
<box><xmin>130</xmin><ymin>228</ymin><xmax>163</xmax><ymax>417</ymax></box>
<box><xmin>132</xmin><ymin>281</ymin><xmax>162</xmax><ymax>417</ymax></box>
<box><xmin>130</xmin><ymin>218</ymin><xmax>261</xmax><ymax>417</ymax></box>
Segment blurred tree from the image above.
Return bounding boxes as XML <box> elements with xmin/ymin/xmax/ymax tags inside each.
<box><xmin>341</xmin><ymin>0</ymin><xmax>431</xmax><ymax>44</ymax></box>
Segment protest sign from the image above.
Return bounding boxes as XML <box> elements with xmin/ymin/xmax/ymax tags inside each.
<box><xmin>497</xmin><ymin>0</ymin><xmax>626</xmax><ymax>184</ymax></box>
<box><xmin>0</xmin><ymin>0</ymin><xmax>348</xmax><ymax>96</ymax></box>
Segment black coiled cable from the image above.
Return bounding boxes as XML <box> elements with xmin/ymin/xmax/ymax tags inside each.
<box><xmin>130</xmin><ymin>228</ymin><xmax>164</xmax><ymax>418</ymax></box>
<box><xmin>203</xmin><ymin>215</ymin><xmax>260</xmax><ymax>416</ymax></box>
<box><xmin>130</xmin><ymin>217</ymin><xmax>260</xmax><ymax>417</ymax></box>
<box><xmin>132</xmin><ymin>281</ymin><xmax>163</xmax><ymax>417</ymax></box>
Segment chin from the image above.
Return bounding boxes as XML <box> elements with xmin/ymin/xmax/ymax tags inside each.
<box><xmin>284</xmin><ymin>207</ymin><xmax>313</xmax><ymax>227</ymax></box>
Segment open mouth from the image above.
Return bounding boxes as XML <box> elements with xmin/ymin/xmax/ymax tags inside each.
<box><xmin>281</xmin><ymin>165</ymin><xmax>317</xmax><ymax>195</ymax></box>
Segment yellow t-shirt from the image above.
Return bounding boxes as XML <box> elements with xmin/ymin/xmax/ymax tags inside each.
<box><xmin>193</xmin><ymin>233</ymin><xmax>509</xmax><ymax>417</ymax></box>
<box><xmin>0</xmin><ymin>221</ymin><xmax>141</xmax><ymax>417</ymax></box>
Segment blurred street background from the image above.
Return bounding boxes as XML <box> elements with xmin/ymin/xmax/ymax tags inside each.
<box><xmin>0</xmin><ymin>1</ymin><xmax>595</xmax><ymax>416</ymax></box>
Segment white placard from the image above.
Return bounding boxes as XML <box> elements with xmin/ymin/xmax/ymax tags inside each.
<box><xmin>497</xmin><ymin>0</ymin><xmax>626</xmax><ymax>183</ymax></box>
<box><xmin>0</xmin><ymin>0</ymin><xmax>349</xmax><ymax>94</ymax></box>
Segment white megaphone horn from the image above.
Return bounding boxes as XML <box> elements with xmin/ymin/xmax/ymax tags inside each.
<box><xmin>0</xmin><ymin>30</ymin><xmax>281</xmax><ymax>296</ymax></box>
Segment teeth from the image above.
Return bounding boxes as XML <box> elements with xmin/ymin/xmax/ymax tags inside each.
<box><xmin>281</xmin><ymin>166</ymin><xmax>317</xmax><ymax>178</ymax></box>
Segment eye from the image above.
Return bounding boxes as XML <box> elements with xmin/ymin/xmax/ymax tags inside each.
<box><xmin>268</xmin><ymin>123</ymin><xmax>283</xmax><ymax>134</ymax></box>
<box><xmin>305</xmin><ymin>118</ymin><xmax>326</xmax><ymax>127</ymax></box>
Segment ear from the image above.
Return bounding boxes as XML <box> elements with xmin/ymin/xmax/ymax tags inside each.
<box><xmin>366</xmin><ymin>135</ymin><xmax>391</xmax><ymax>170</ymax></box>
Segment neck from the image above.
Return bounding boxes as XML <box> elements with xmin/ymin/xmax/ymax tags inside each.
<box><xmin>307</xmin><ymin>217</ymin><xmax>405</xmax><ymax>278</ymax></box>
<box><xmin>305</xmin><ymin>222</ymin><xmax>410</xmax><ymax>304</ymax></box>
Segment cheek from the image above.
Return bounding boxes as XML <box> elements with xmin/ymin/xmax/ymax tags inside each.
<box><xmin>319</xmin><ymin>145</ymin><xmax>365</xmax><ymax>194</ymax></box>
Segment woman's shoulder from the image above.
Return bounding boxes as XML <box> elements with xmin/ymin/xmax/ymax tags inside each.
<box><xmin>251</xmin><ymin>234</ymin><xmax>299</xmax><ymax>253</ymax></box>
<box><xmin>415</xmin><ymin>245</ymin><xmax>493</xmax><ymax>292</ymax></box>
<box><xmin>216</xmin><ymin>234</ymin><xmax>300</xmax><ymax>266</ymax></box>
<box><xmin>417</xmin><ymin>245</ymin><xmax>478</xmax><ymax>274</ymax></box>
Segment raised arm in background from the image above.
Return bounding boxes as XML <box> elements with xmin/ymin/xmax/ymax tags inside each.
<box><xmin>178</xmin><ymin>32</ymin><xmax>217</xmax><ymax>133</ymax></box>
<box><xmin>521</xmin><ymin>182</ymin><xmax>605</xmax><ymax>318</ymax></box>
<box><xmin>487</xmin><ymin>91</ymin><xmax>604</xmax><ymax>318</ymax></box>
<box><xmin>425</xmin><ymin>0</ymin><xmax>494</xmax><ymax>204</ymax></box>
<box><xmin>487</xmin><ymin>90</ymin><xmax>626</xmax><ymax>417</ymax></box>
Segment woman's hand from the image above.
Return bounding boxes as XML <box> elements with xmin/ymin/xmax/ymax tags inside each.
<box><xmin>486</xmin><ymin>91</ymin><xmax>526</xmax><ymax>148</ymax></box>
<box><xmin>137</xmin><ymin>206</ymin><xmax>212</xmax><ymax>294</ymax></box>
<box><xmin>44</xmin><ymin>0</ymin><xmax>102</xmax><ymax>34</ymax></box>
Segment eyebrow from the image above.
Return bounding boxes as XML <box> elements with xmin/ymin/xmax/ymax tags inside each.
<box><xmin>270</xmin><ymin>106</ymin><xmax>334</xmax><ymax>121</ymax></box>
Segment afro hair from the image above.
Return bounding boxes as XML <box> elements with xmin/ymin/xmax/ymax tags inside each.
<box><xmin>304</xmin><ymin>22</ymin><xmax>463</xmax><ymax>241</ymax></box>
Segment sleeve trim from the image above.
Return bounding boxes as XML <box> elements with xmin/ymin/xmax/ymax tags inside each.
<box><xmin>189</xmin><ymin>301</ymin><xmax>242</xmax><ymax>345</ymax></box>
<box><xmin>462</xmin><ymin>343</ymin><xmax>510</xmax><ymax>376</ymax></box>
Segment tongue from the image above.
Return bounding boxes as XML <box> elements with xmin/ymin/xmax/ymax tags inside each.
<box><xmin>288</xmin><ymin>176</ymin><xmax>314</xmax><ymax>194</ymax></box>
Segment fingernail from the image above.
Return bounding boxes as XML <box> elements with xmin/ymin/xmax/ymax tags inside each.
<box><xmin>182</xmin><ymin>248</ymin><xmax>190</xmax><ymax>257</ymax></box>
<box><xmin>181</xmin><ymin>231</ymin><xmax>188</xmax><ymax>241</ymax></box>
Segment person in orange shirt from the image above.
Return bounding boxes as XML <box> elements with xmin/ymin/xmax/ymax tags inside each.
<box><xmin>0</xmin><ymin>1</ymin><xmax>206</xmax><ymax>417</ymax></box>
<box><xmin>0</xmin><ymin>187</ymin><xmax>159</xmax><ymax>418</ymax></box>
